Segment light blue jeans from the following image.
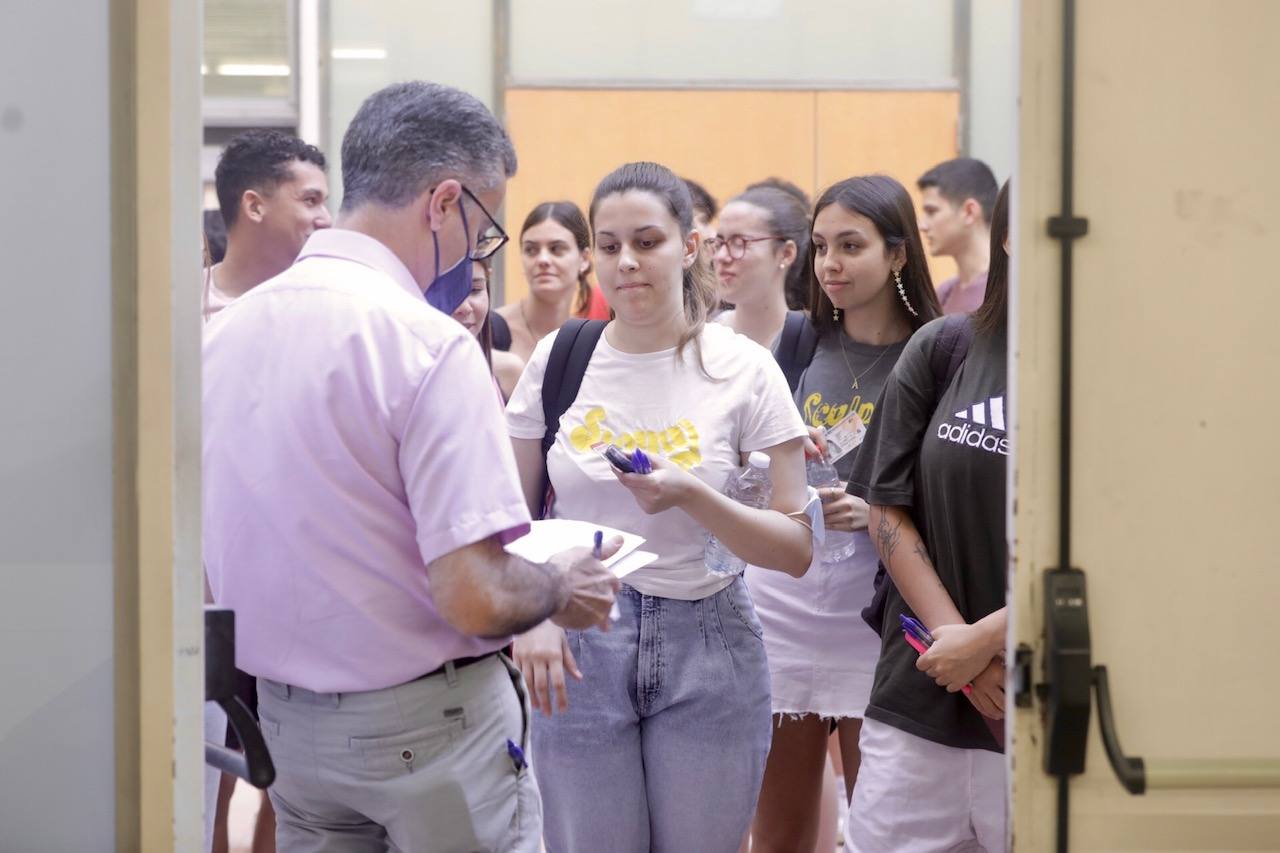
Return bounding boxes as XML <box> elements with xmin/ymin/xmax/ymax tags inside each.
<box><xmin>533</xmin><ymin>577</ymin><xmax>773</xmax><ymax>853</ymax></box>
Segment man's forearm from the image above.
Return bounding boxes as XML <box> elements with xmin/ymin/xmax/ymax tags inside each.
<box><xmin>428</xmin><ymin>539</ymin><xmax>569</xmax><ymax>639</ymax></box>
<box><xmin>475</xmin><ymin>553</ymin><xmax>570</xmax><ymax>638</ymax></box>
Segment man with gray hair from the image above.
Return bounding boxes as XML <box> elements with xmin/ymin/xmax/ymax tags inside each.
<box><xmin>203</xmin><ymin>81</ymin><xmax>620</xmax><ymax>851</ymax></box>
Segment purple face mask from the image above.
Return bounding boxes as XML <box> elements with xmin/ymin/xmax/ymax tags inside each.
<box><xmin>424</xmin><ymin>200</ymin><xmax>473</xmax><ymax>315</ymax></box>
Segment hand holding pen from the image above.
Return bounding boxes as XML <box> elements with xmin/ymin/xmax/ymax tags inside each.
<box><xmin>595</xmin><ymin>530</ymin><xmax>622</xmax><ymax>622</ymax></box>
<box><xmin>899</xmin><ymin>615</ymin><xmax>975</xmax><ymax>696</ymax></box>
<box><xmin>547</xmin><ymin>537</ymin><xmax>622</xmax><ymax>631</ymax></box>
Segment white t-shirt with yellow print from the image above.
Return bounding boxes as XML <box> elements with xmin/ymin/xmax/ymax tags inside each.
<box><xmin>506</xmin><ymin>321</ymin><xmax>807</xmax><ymax>600</ymax></box>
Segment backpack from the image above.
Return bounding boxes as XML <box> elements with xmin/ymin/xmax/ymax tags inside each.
<box><xmin>773</xmin><ymin>311</ymin><xmax>820</xmax><ymax>393</ymax></box>
<box><xmin>537</xmin><ymin>319</ymin><xmax>608</xmax><ymax>517</ymax></box>
<box><xmin>859</xmin><ymin>314</ymin><xmax>975</xmax><ymax>634</ymax></box>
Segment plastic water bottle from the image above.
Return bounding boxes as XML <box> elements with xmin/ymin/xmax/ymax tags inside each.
<box><xmin>807</xmin><ymin>455</ymin><xmax>857</xmax><ymax>563</ymax></box>
<box><xmin>705</xmin><ymin>451</ymin><xmax>773</xmax><ymax>576</ymax></box>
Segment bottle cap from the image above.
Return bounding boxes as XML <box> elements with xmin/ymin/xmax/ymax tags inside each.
<box><xmin>747</xmin><ymin>451</ymin><xmax>771</xmax><ymax>469</ymax></box>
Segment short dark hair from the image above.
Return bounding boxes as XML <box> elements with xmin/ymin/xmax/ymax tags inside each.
<box><xmin>681</xmin><ymin>176</ymin><xmax>718</xmax><ymax>222</ymax></box>
<box><xmin>341</xmin><ymin>81</ymin><xmax>517</xmax><ymax>212</ymax></box>
<box><xmin>917</xmin><ymin>157</ymin><xmax>998</xmax><ymax>223</ymax></box>
<box><xmin>215</xmin><ymin>129</ymin><xmax>326</xmax><ymax>228</ymax></box>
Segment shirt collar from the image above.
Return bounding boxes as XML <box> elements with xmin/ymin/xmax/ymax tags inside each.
<box><xmin>296</xmin><ymin>228</ymin><xmax>424</xmax><ymax>300</ymax></box>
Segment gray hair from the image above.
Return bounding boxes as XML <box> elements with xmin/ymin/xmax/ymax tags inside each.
<box><xmin>340</xmin><ymin>81</ymin><xmax>518</xmax><ymax>212</ymax></box>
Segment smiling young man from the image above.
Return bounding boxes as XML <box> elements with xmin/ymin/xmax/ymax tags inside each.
<box><xmin>917</xmin><ymin>158</ymin><xmax>998</xmax><ymax>316</ymax></box>
<box><xmin>203</xmin><ymin>129</ymin><xmax>332</xmax><ymax>319</ymax></box>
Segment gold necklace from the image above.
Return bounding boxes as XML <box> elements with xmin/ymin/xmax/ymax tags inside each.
<box><xmin>837</xmin><ymin>331</ymin><xmax>893</xmax><ymax>392</ymax></box>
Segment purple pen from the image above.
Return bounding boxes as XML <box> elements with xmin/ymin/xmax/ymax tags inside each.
<box><xmin>899</xmin><ymin>614</ymin><xmax>934</xmax><ymax>646</ymax></box>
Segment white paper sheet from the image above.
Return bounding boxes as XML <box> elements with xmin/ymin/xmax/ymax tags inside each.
<box><xmin>504</xmin><ymin>519</ymin><xmax>647</xmax><ymax>572</ymax></box>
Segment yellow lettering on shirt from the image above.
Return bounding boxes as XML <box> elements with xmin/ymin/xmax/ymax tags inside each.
<box><xmin>567</xmin><ymin>408</ymin><xmax>702</xmax><ymax>469</ymax></box>
<box><xmin>803</xmin><ymin>392</ymin><xmax>876</xmax><ymax>430</ymax></box>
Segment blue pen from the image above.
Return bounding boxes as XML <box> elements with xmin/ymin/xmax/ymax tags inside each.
<box><xmin>506</xmin><ymin>738</ymin><xmax>526</xmax><ymax>771</ymax></box>
<box><xmin>595</xmin><ymin>530</ymin><xmax>621</xmax><ymax>622</ymax></box>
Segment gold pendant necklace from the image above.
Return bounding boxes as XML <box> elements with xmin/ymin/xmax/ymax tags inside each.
<box><xmin>838</xmin><ymin>331</ymin><xmax>892</xmax><ymax>392</ymax></box>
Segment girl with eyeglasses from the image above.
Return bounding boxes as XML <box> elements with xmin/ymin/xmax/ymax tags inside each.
<box><xmin>710</xmin><ymin>184</ymin><xmax>812</xmax><ymax>348</ymax></box>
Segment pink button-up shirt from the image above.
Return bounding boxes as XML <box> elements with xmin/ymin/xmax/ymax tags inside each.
<box><xmin>203</xmin><ymin>229</ymin><xmax>531</xmax><ymax>693</ymax></box>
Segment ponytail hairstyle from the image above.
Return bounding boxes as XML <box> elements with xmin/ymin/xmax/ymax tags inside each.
<box><xmin>971</xmin><ymin>179</ymin><xmax>1009</xmax><ymax>337</ymax></box>
<box><xmin>729</xmin><ymin>184</ymin><xmax>812</xmax><ymax>311</ymax></box>
<box><xmin>589</xmin><ymin>161</ymin><xmax>719</xmax><ymax>374</ymax></box>
<box><xmin>808</xmin><ymin>175</ymin><xmax>941</xmax><ymax>336</ymax></box>
<box><xmin>520</xmin><ymin>200</ymin><xmax>593</xmax><ymax>315</ymax></box>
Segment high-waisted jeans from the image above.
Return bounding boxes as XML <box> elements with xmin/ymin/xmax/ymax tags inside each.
<box><xmin>533</xmin><ymin>576</ymin><xmax>773</xmax><ymax>853</ymax></box>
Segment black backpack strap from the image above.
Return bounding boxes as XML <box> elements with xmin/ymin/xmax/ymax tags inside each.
<box><xmin>490</xmin><ymin>311</ymin><xmax>513</xmax><ymax>352</ymax></box>
<box><xmin>928</xmin><ymin>314</ymin><xmax>975</xmax><ymax>400</ymax></box>
<box><xmin>539</xmin><ymin>319</ymin><xmax>607</xmax><ymax>515</ymax></box>
<box><xmin>772</xmin><ymin>311</ymin><xmax>820</xmax><ymax>392</ymax></box>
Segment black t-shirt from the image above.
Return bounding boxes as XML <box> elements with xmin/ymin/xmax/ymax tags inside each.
<box><xmin>793</xmin><ymin>330</ymin><xmax>907</xmax><ymax>481</ymax></box>
<box><xmin>847</xmin><ymin>317</ymin><xmax>1008</xmax><ymax>752</ymax></box>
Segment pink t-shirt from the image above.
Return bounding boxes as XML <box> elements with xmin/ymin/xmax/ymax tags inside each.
<box><xmin>937</xmin><ymin>270</ymin><xmax>988</xmax><ymax>316</ymax></box>
<box><xmin>203</xmin><ymin>229</ymin><xmax>531</xmax><ymax>693</ymax></box>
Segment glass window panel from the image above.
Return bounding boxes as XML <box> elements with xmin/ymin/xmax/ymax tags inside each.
<box><xmin>204</xmin><ymin>0</ymin><xmax>294</xmax><ymax>101</ymax></box>
<box><xmin>510</xmin><ymin>0</ymin><xmax>954</xmax><ymax>85</ymax></box>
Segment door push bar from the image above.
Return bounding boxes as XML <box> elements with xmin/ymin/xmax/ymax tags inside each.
<box><xmin>205</xmin><ymin>607</ymin><xmax>275</xmax><ymax>789</ymax></box>
<box><xmin>1025</xmin><ymin>569</ymin><xmax>1280</xmax><ymax>795</ymax></box>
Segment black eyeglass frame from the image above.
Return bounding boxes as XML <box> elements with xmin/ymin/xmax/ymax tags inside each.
<box><xmin>459</xmin><ymin>184</ymin><xmax>509</xmax><ymax>261</ymax></box>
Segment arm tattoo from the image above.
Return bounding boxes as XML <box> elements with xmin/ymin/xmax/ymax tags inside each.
<box><xmin>875</xmin><ymin>512</ymin><xmax>903</xmax><ymax>562</ymax></box>
<box><xmin>911</xmin><ymin>538</ymin><xmax>935</xmax><ymax>569</ymax></box>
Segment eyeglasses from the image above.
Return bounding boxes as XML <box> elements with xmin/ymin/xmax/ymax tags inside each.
<box><xmin>707</xmin><ymin>234</ymin><xmax>786</xmax><ymax>260</ymax></box>
<box><xmin>460</xmin><ymin>185</ymin><xmax>509</xmax><ymax>261</ymax></box>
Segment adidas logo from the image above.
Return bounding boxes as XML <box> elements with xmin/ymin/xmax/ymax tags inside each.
<box><xmin>952</xmin><ymin>396</ymin><xmax>1005</xmax><ymax>431</ymax></box>
<box><xmin>937</xmin><ymin>396</ymin><xmax>1008</xmax><ymax>456</ymax></box>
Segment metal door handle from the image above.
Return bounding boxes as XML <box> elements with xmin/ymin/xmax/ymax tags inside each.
<box><xmin>1094</xmin><ymin>665</ymin><xmax>1280</xmax><ymax>793</ymax></box>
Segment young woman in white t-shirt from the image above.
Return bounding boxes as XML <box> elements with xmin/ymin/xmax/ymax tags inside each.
<box><xmin>506</xmin><ymin>161</ymin><xmax>814</xmax><ymax>853</ymax></box>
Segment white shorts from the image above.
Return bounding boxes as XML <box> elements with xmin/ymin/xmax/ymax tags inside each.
<box><xmin>845</xmin><ymin>717</ymin><xmax>1007</xmax><ymax>853</ymax></box>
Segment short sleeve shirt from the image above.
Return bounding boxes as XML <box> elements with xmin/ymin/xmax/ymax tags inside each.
<box><xmin>847</xmin><ymin>317</ymin><xmax>1008</xmax><ymax>751</ymax></box>
<box><xmin>203</xmin><ymin>229</ymin><xmax>532</xmax><ymax>693</ymax></box>
<box><xmin>506</xmin><ymin>322</ymin><xmax>807</xmax><ymax>600</ymax></box>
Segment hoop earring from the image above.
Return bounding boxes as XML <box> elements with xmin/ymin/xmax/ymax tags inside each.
<box><xmin>894</xmin><ymin>269</ymin><xmax>919</xmax><ymax>317</ymax></box>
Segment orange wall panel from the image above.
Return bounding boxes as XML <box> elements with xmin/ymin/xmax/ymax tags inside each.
<box><xmin>816</xmin><ymin>91</ymin><xmax>961</xmax><ymax>285</ymax></box>
<box><xmin>501</xmin><ymin>88</ymin><xmax>815</xmax><ymax>304</ymax></box>
<box><xmin>500</xmin><ymin>88</ymin><xmax>961</xmax><ymax>304</ymax></box>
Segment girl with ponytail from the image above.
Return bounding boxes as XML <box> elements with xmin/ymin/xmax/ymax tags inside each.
<box><xmin>505</xmin><ymin>161</ymin><xmax>815</xmax><ymax>852</ymax></box>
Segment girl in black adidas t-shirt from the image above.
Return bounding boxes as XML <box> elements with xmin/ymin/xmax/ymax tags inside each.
<box><xmin>845</xmin><ymin>181</ymin><xmax>1011</xmax><ymax>852</ymax></box>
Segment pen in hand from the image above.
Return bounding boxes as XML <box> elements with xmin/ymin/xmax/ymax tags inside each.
<box><xmin>595</xmin><ymin>530</ymin><xmax>621</xmax><ymax>622</ymax></box>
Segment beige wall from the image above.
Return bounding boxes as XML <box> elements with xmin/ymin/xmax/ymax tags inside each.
<box><xmin>1012</xmin><ymin>0</ymin><xmax>1280</xmax><ymax>849</ymax></box>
